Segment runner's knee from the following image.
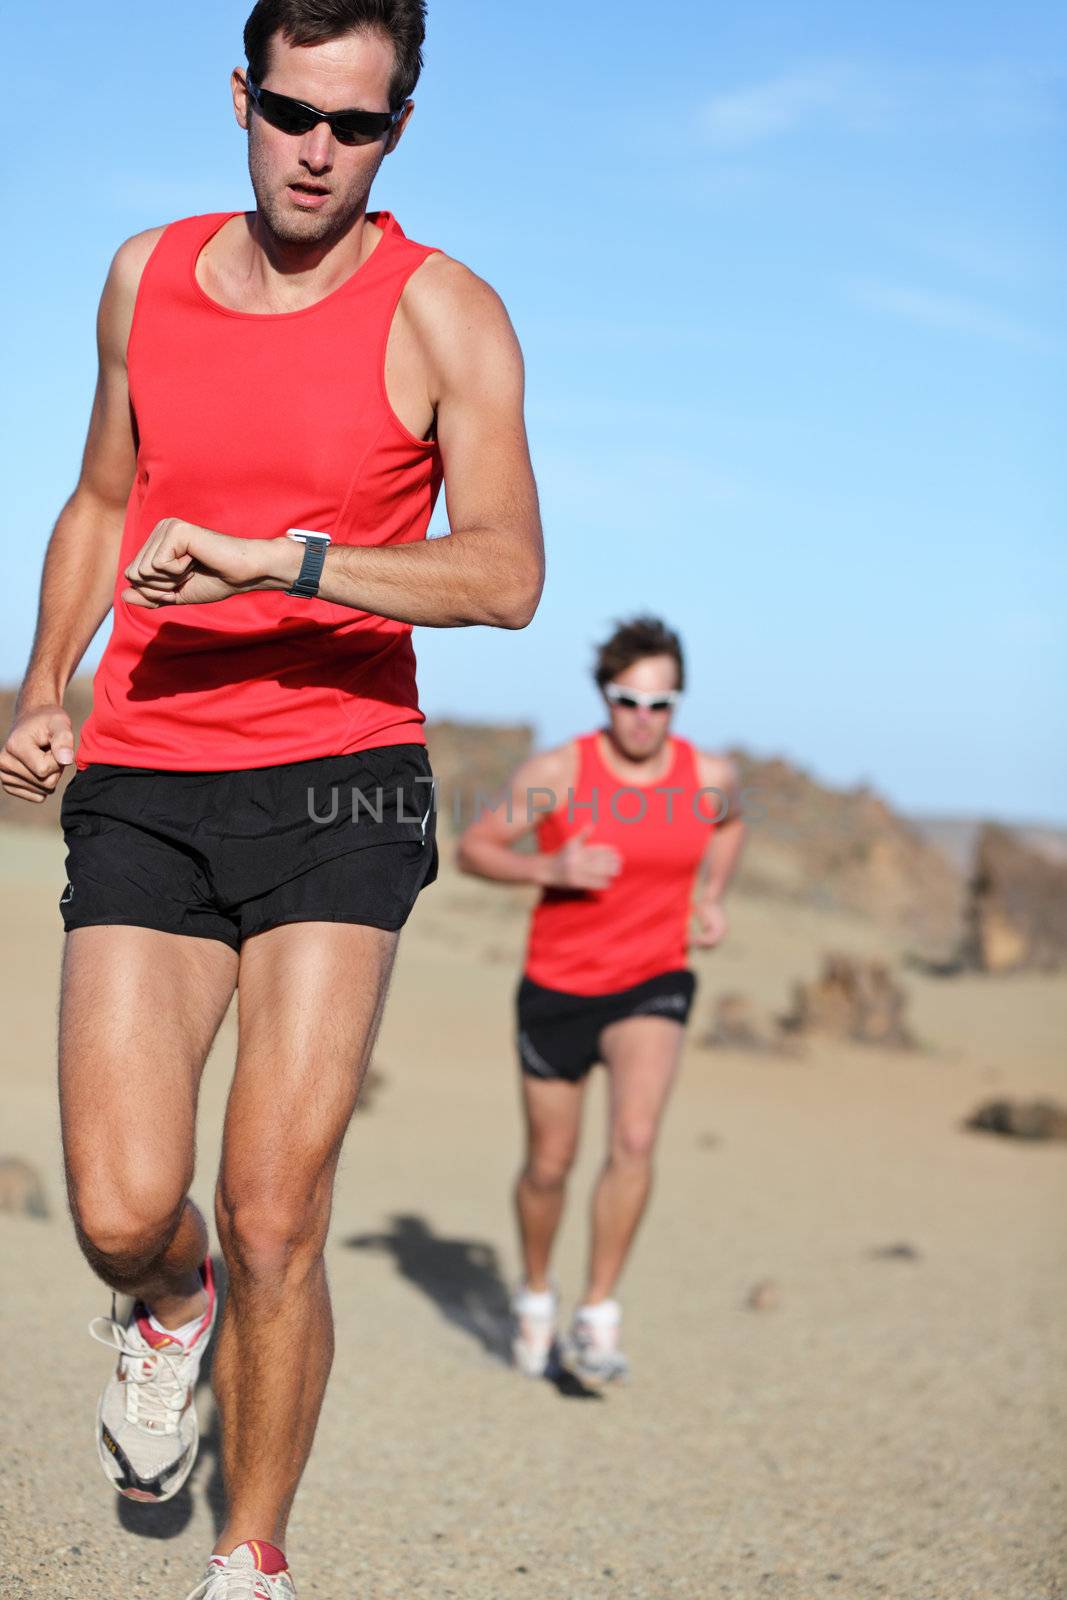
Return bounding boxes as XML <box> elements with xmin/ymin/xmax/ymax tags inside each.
<box><xmin>70</xmin><ymin>1180</ymin><xmax>184</xmax><ymax>1278</ymax></box>
<box><xmin>611</xmin><ymin>1122</ymin><xmax>657</xmax><ymax>1164</ymax></box>
<box><xmin>216</xmin><ymin>1182</ymin><xmax>329</xmax><ymax>1282</ymax></box>
<box><xmin>524</xmin><ymin>1144</ymin><xmax>576</xmax><ymax>1192</ymax></box>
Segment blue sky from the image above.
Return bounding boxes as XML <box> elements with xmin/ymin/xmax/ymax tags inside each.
<box><xmin>3</xmin><ymin>0</ymin><xmax>1064</xmax><ymax>820</ymax></box>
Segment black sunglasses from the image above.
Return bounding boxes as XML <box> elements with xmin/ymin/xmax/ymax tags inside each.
<box><xmin>245</xmin><ymin>73</ymin><xmax>406</xmax><ymax>146</ymax></box>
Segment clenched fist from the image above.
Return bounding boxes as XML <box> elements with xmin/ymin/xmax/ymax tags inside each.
<box><xmin>692</xmin><ymin>897</ymin><xmax>728</xmax><ymax>948</ymax></box>
<box><xmin>1</xmin><ymin>704</ymin><xmax>76</xmax><ymax>804</ymax></box>
<box><xmin>122</xmin><ymin>518</ymin><xmax>280</xmax><ymax>608</ymax></box>
<box><xmin>545</xmin><ymin>824</ymin><xmax>623</xmax><ymax>892</ymax></box>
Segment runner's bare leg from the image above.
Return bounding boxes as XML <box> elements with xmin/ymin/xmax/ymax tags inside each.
<box><xmin>211</xmin><ymin>919</ymin><xmax>398</xmax><ymax>1555</ymax></box>
<box><xmin>60</xmin><ymin>926</ymin><xmax>238</xmax><ymax>1326</ymax></box>
<box><xmin>515</xmin><ymin>1075</ymin><xmax>584</xmax><ymax>1291</ymax></box>
<box><xmin>583</xmin><ymin>1015</ymin><xmax>686</xmax><ymax>1304</ymax></box>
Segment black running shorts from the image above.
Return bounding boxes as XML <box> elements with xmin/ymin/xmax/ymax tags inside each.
<box><xmin>515</xmin><ymin>968</ymin><xmax>698</xmax><ymax>1083</ymax></box>
<box><xmin>58</xmin><ymin>744</ymin><xmax>438</xmax><ymax>951</ymax></box>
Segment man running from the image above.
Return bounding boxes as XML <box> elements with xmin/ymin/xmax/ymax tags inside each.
<box><xmin>1</xmin><ymin>2</ymin><xmax>543</xmax><ymax>1594</ymax></box>
<box><xmin>456</xmin><ymin>617</ymin><xmax>743</xmax><ymax>1385</ymax></box>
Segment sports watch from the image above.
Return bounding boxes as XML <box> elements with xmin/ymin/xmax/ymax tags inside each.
<box><xmin>285</xmin><ymin>529</ymin><xmax>332</xmax><ymax>599</ymax></box>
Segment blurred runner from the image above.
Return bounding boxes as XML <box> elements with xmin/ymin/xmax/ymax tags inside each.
<box><xmin>457</xmin><ymin>616</ymin><xmax>745</xmax><ymax>1384</ymax></box>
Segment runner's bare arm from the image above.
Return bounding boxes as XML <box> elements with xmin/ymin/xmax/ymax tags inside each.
<box><xmin>308</xmin><ymin>256</ymin><xmax>544</xmax><ymax>626</ymax></box>
<box><xmin>121</xmin><ymin>258</ymin><xmax>545</xmax><ymax>626</ymax></box>
<box><xmin>692</xmin><ymin>753</ymin><xmax>746</xmax><ymax>945</ymax></box>
<box><xmin>2</xmin><ymin>230</ymin><xmax>162</xmax><ymax>801</ymax></box>
<box><xmin>456</xmin><ymin>743</ymin><xmax>622</xmax><ymax>891</ymax></box>
<box><xmin>17</xmin><ymin>231</ymin><xmax>160</xmax><ymax>712</ymax></box>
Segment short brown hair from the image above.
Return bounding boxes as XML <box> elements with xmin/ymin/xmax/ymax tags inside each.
<box><xmin>244</xmin><ymin>0</ymin><xmax>427</xmax><ymax>110</ymax></box>
<box><xmin>594</xmin><ymin>615</ymin><xmax>686</xmax><ymax>692</ymax></box>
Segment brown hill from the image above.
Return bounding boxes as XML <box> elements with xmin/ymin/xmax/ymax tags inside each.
<box><xmin>728</xmin><ymin>750</ymin><xmax>964</xmax><ymax>952</ymax></box>
<box><xmin>420</xmin><ymin>718</ymin><xmax>534</xmax><ymax>835</ymax></box>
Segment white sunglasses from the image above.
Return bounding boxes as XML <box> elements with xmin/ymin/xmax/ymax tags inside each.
<box><xmin>604</xmin><ymin>683</ymin><xmax>681</xmax><ymax>712</ymax></box>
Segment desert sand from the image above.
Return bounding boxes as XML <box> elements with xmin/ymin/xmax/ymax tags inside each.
<box><xmin>1</xmin><ymin>818</ymin><xmax>1065</xmax><ymax>1599</ymax></box>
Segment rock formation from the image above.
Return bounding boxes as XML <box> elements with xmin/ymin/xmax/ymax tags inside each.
<box><xmin>958</xmin><ymin>823</ymin><xmax>1067</xmax><ymax>973</ymax></box>
<box><xmin>778</xmin><ymin>953</ymin><xmax>917</xmax><ymax>1049</ymax></box>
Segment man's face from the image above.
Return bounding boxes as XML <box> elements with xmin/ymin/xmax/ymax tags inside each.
<box><xmin>232</xmin><ymin>29</ymin><xmax>412</xmax><ymax>247</ymax></box>
<box><xmin>603</xmin><ymin>654</ymin><xmax>681</xmax><ymax>762</ymax></box>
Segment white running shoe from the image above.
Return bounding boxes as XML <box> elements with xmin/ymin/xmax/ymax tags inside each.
<box><xmin>90</xmin><ymin>1258</ymin><xmax>217</xmax><ymax>1502</ymax></box>
<box><xmin>511</xmin><ymin>1281</ymin><xmax>559</xmax><ymax>1378</ymax></box>
<box><xmin>185</xmin><ymin>1542</ymin><xmax>298</xmax><ymax>1599</ymax></box>
<box><xmin>561</xmin><ymin>1299</ymin><xmax>630</xmax><ymax>1387</ymax></box>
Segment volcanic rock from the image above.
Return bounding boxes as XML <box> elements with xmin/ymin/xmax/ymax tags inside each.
<box><xmin>779</xmin><ymin>953</ymin><xmax>917</xmax><ymax>1049</ymax></box>
<box><xmin>958</xmin><ymin>823</ymin><xmax>1067</xmax><ymax>973</ymax></box>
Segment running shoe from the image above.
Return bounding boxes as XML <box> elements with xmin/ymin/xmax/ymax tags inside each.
<box><xmin>510</xmin><ymin>1281</ymin><xmax>559</xmax><ymax>1378</ymax></box>
<box><xmin>90</xmin><ymin>1258</ymin><xmax>217</xmax><ymax>1502</ymax></box>
<box><xmin>561</xmin><ymin>1298</ymin><xmax>630</xmax><ymax>1386</ymax></box>
<box><xmin>185</xmin><ymin>1543</ymin><xmax>297</xmax><ymax>1599</ymax></box>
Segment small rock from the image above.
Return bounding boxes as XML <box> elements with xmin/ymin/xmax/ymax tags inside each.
<box><xmin>965</xmin><ymin>1098</ymin><xmax>1067</xmax><ymax>1141</ymax></box>
<box><xmin>483</xmin><ymin>942</ymin><xmax>517</xmax><ymax>964</ymax></box>
<box><xmin>870</xmin><ymin>1243</ymin><xmax>921</xmax><ymax>1261</ymax></box>
<box><xmin>0</xmin><ymin>1158</ymin><xmax>49</xmax><ymax>1220</ymax></box>
<box><xmin>745</xmin><ymin>1280</ymin><xmax>781</xmax><ymax>1311</ymax></box>
<box><xmin>698</xmin><ymin>994</ymin><xmax>797</xmax><ymax>1055</ymax></box>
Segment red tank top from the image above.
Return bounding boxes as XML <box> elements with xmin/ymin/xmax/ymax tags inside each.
<box><xmin>523</xmin><ymin>732</ymin><xmax>716</xmax><ymax>995</ymax></box>
<box><xmin>76</xmin><ymin>210</ymin><xmax>444</xmax><ymax>771</ymax></box>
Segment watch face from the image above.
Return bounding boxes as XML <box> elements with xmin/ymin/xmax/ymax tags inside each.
<box><xmin>287</xmin><ymin>528</ymin><xmax>331</xmax><ymax>544</ymax></box>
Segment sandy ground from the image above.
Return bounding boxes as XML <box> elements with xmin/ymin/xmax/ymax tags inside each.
<box><xmin>0</xmin><ymin>820</ymin><xmax>1065</xmax><ymax>1599</ymax></box>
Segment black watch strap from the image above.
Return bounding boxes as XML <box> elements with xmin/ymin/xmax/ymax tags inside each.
<box><xmin>286</xmin><ymin>531</ymin><xmax>331</xmax><ymax>599</ymax></box>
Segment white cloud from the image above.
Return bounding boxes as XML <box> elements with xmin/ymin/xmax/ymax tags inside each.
<box><xmin>698</xmin><ymin>59</ymin><xmax>1062</xmax><ymax>149</ymax></box>
<box><xmin>951</xmin><ymin>62</ymin><xmax>1065</xmax><ymax>135</ymax></box>
<box><xmin>699</xmin><ymin>63</ymin><xmax>879</xmax><ymax>147</ymax></box>
<box><xmin>847</xmin><ymin>278</ymin><xmax>1047</xmax><ymax>348</ymax></box>
<box><xmin>872</xmin><ymin>219</ymin><xmax>1045</xmax><ymax>288</ymax></box>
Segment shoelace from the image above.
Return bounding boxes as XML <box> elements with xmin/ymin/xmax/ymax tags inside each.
<box><xmin>89</xmin><ymin>1295</ymin><xmax>195</xmax><ymax>1433</ymax></box>
<box><xmin>185</xmin><ymin>1566</ymin><xmax>274</xmax><ymax>1600</ymax></box>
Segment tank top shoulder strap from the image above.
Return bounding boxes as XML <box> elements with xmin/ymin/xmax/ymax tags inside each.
<box><xmin>127</xmin><ymin>213</ymin><xmax>236</xmax><ymax>366</ymax></box>
<box><xmin>670</xmin><ymin>734</ymin><xmax>701</xmax><ymax>788</ymax></box>
<box><xmin>576</xmin><ymin>730</ymin><xmax>607</xmax><ymax>790</ymax></box>
<box><xmin>360</xmin><ymin>213</ymin><xmax>442</xmax><ymax>324</ymax></box>
<box><xmin>373</xmin><ymin>211</ymin><xmax>441</xmax><ymax>268</ymax></box>
<box><xmin>146</xmin><ymin>212</ymin><xmax>237</xmax><ymax>299</ymax></box>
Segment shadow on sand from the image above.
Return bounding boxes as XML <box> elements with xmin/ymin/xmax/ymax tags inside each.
<box><xmin>342</xmin><ymin>1214</ymin><xmax>602</xmax><ymax>1400</ymax></box>
<box><xmin>344</xmin><ymin>1213</ymin><xmax>514</xmax><ymax>1364</ymax></box>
